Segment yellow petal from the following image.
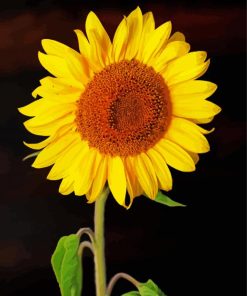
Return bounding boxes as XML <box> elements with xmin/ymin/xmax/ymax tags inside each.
<box><xmin>124</xmin><ymin>158</ymin><xmax>135</xmax><ymax>201</ymax></box>
<box><xmin>68</xmin><ymin>140</ymin><xmax>89</xmax><ymax>172</ymax></box>
<box><xmin>168</xmin><ymin>31</ymin><xmax>185</xmax><ymax>42</ymax></box>
<box><xmin>86</xmin><ymin>11</ymin><xmax>111</xmax><ymax>67</ymax></box>
<box><xmin>74</xmin><ymin>147</ymin><xmax>98</xmax><ymax>196</ymax></box>
<box><xmin>59</xmin><ymin>141</ymin><xmax>89</xmax><ymax>195</ymax></box>
<box><xmin>153</xmin><ymin>41</ymin><xmax>190</xmax><ymax>72</ymax></box>
<box><xmin>142</xmin><ymin>21</ymin><xmax>172</xmax><ymax>65</ymax></box>
<box><xmin>172</xmin><ymin>98</ymin><xmax>221</xmax><ymax>119</ymax></box>
<box><xmin>86</xmin><ymin>11</ymin><xmax>111</xmax><ymax>51</ymax></box>
<box><xmin>42</xmin><ymin>39</ymin><xmax>89</xmax><ymax>84</ymax></box>
<box><xmin>37</xmin><ymin>76</ymin><xmax>82</xmax><ymax>91</ymax></box>
<box><xmin>165</xmin><ymin>117</ymin><xmax>210</xmax><ymax>153</ymax></box>
<box><xmin>170</xmin><ymin>60</ymin><xmax>210</xmax><ymax>85</ymax></box>
<box><xmin>170</xmin><ymin>80</ymin><xmax>217</xmax><ymax>100</ymax></box>
<box><xmin>23</xmin><ymin>102</ymin><xmax>75</xmax><ymax>125</ymax></box>
<box><xmin>185</xmin><ymin>150</ymin><xmax>199</xmax><ymax>165</ymax></box>
<box><xmin>38</xmin><ymin>55</ymin><xmax>83</xmax><ymax>89</ymax></box>
<box><xmin>108</xmin><ymin>156</ymin><xmax>126</xmax><ymax>206</ymax></box>
<box><xmin>196</xmin><ymin>126</ymin><xmax>215</xmax><ymax>134</ymax></box>
<box><xmin>154</xmin><ymin>139</ymin><xmax>195</xmax><ymax>172</ymax></box>
<box><xmin>74</xmin><ymin>29</ymin><xmax>91</xmax><ymax>58</ymax></box>
<box><xmin>18</xmin><ymin>99</ymin><xmax>59</xmax><ymax>117</ymax></box>
<box><xmin>70</xmin><ymin>141</ymin><xmax>92</xmax><ymax>196</ymax></box>
<box><xmin>147</xmin><ymin>148</ymin><xmax>172</xmax><ymax>191</ymax></box>
<box><xmin>134</xmin><ymin>153</ymin><xmax>158</xmax><ymax>199</ymax></box>
<box><xmin>142</xmin><ymin>11</ymin><xmax>155</xmax><ymax>34</ymax></box>
<box><xmin>23</xmin><ymin>124</ymin><xmax>73</xmax><ymax>150</ymax></box>
<box><xmin>39</xmin><ymin>76</ymin><xmax>82</xmax><ymax>92</ymax></box>
<box><xmin>135</xmin><ymin>11</ymin><xmax>155</xmax><ymax>60</ymax></box>
<box><xmin>32</xmin><ymin>132</ymin><xmax>79</xmax><ymax>168</ymax></box>
<box><xmin>87</xmin><ymin>156</ymin><xmax>108</xmax><ymax>203</ymax></box>
<box><xmin>24</xmin><ymin>137</ymin><xmax>52</xmax><ymax>150</ymax></box>
<box><xmin>39</xmin><ymin>76</ymin><xmax>65</xmax><ymax>91</ymax></box>
<box><xmin>31</xmin><ymin>85</ymin><xmax>58</xmax><ymax>98</ymax></box>
<box><xmin>75</xmin><ymin>30</ymin><xmax>101</xmax><ymax>77</ymax></box>
<box><xmin>24</xmin><ymin>112</ymin><xmax>75</xmax><ymax>136</ymax></box>
<box><xmin>87</xmin><ymin>30</ymin><xmax>107</xmax><ymax>71</ymax></box>
<box><xmin>38</xmin><ymin>51</ymin><xmax>68</xmax><ymax>77</ymax></box>
<box><xmin>39</xmin><ymin>92</ymin><xmax>80</xmax><ymax>104</ymax></box>
<box><xmin>112</xmin><ymin>17</ymin><xmax>128</xmax><ymax>62</ymax></box>
<box><xmin>47</xmin><ymin>140</ymin><xmax>82</xmax><ymax>180</ymax></box>
<box><xmin>191</xmin><ymin>117</ymin><xmax>215</xmax><ymax>124</ymax></box>
<box><xmin>59</xmin><ymin>175</ymin><xmax>74</xmax><ymax>195</ymax></box>
<box><xmin>32</xmin><ymin>85</ymin><xmax>81</xmax><ymax>103</ymax></box>
<box><xmin>65</xmin><ymin>53</ymin><xmax>89</xmax><ymax>85</ymax></box>
<box><xmin>162</xmin><ymin>51</ymin><xmax>209</xmax><ymax>85</ymax></box>
<box><xmin>125</xmin><ymin>7</ymin><xmax>143</xmax><ymax>60</ymax></box>
<box><xmin>42</xmin><ymin>39</ymin><xmax>79</xmax><ymax>58</ymax></box>
<box><xmin>124</xmin><ymin>157</ymin><xmax>143</xmax><ymax>204</ymax></box>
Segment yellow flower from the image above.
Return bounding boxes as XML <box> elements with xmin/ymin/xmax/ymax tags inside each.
<box><xmin>19</xmin><ymin>7</ymin><xmax>221</xmax><ymax>208</ymax></box>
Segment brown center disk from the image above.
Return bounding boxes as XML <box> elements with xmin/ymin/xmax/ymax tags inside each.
<box><xmin>76</xmin><ymin>60</ymin><xmax>171</xmax><ymax>157</ymax></box>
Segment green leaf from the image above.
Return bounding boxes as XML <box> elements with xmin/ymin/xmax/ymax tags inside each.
<box><xmin>138</xmin><ymin>279</ymin><xmax>167</xmax><ymax>296</ymax></box>
<box><xmin>122</xmin><ymin>292</ymin><xmax>141</xmax><ymax>296</ymax></box>
<box><xmin>51</xmin><ymin>234</ymin><xmax>82</xmax><ymax>296</ymax></box>
<box><xmin>51</xmin><ymin>236</ymin><xmax>67</xmax><ymax>284</ymax></box>
<box><xmin>122</xmin><ymin>279</ymin><xmax>167</xmax><ymax>296</ymax></box>
<box><xmin>154</xmin><ymin>191</ymin><xmax>186</xmax><ymax>207</ymax></box>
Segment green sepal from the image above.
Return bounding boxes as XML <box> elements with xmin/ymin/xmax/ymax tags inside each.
<box><xmin>154</xmin><ymin>191</ymin><xmax>186</xmax><ymax>207</ymax></box>
<box><xmin>51</xmin><ymin>234</ymin><xmax>82</xmax><ymax>296</ymax></box>
<box><xmin>22</xmin><ymin>151</ymin><xmax>40</xmax><ymax>161</ymax></box>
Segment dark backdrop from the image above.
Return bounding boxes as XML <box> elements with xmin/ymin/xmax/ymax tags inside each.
<box><xmin>0</xmin><ymin>0</ymin><xmax>245</xmax><ymax>295</ymax></box>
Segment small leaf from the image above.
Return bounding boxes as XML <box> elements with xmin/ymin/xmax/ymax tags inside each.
<box><xmin>138</xmin><ymin>279</ymin><xmax>167</xmax><ymax>296</ymax></box>
<box><xmin>51</xmin><ymin>234</ymin><xmax>82</xmax><ymax>296</ymax></box>
<box><xmin>121</xmin><ymin>291</ymin><xmax>141</xmax><ymax>296</ymax></box>
<box><xmin>154</xmin><ymin>191</ymin><xmax>186</xmax><ymax>207</ymax></box>
<box><xmin>122</xmin><ymin>279</ymin><xmax>167</xmax><ymax>296</ymax></box>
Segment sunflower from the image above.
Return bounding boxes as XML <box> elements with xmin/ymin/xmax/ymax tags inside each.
<box><xmin>19</xmin><ymin>7</ymin><xmax>221</xmax><ymax>208</ymax></box>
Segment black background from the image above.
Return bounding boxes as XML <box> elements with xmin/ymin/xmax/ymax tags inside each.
<box><xmin>0</xmin><ymin>0</ymin><xmax>245</xmax><ymax>295</ymax></box>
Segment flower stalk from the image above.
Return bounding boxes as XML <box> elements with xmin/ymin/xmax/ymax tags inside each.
<box><xmin>94</xmin><ymin>186</ymin><xmax>110</xmax><ymax>296</ymax></box>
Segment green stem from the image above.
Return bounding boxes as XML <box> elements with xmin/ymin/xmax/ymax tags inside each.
<box><xmin>94</xmin><ymin>186</ymin><xmax>110</xmax><ymax>296</ymax></box>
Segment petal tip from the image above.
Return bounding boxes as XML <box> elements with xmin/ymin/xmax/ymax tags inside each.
<box><xmin>18</xmin><ymin>106</ymin><xmax>25</xmax><ymax>114</ymax></box>
<box><xmin>214</xmin><ymin>104</ymin><xmax>222</xmax><ymax>115</ymax></box>
<box><xmin>38</xmin><ymin>51</ymin><xmax>45</xmax><ymax>63</ymax></box>
<box><xmin>41</xmin><ymin>39</ymin><xmax>49</xmax><ymax>48</ymax></box>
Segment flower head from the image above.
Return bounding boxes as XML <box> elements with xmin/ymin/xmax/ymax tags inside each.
<box><xmin>19</xmin><ymin>7</ymin><xmax>221</xmax><ymax>207</ymax></box>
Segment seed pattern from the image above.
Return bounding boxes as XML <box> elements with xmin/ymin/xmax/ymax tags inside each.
<box><xmin>76</xmin><ymin>60</ymin><xmax>171</xmax><ymax>156</ymax></box>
